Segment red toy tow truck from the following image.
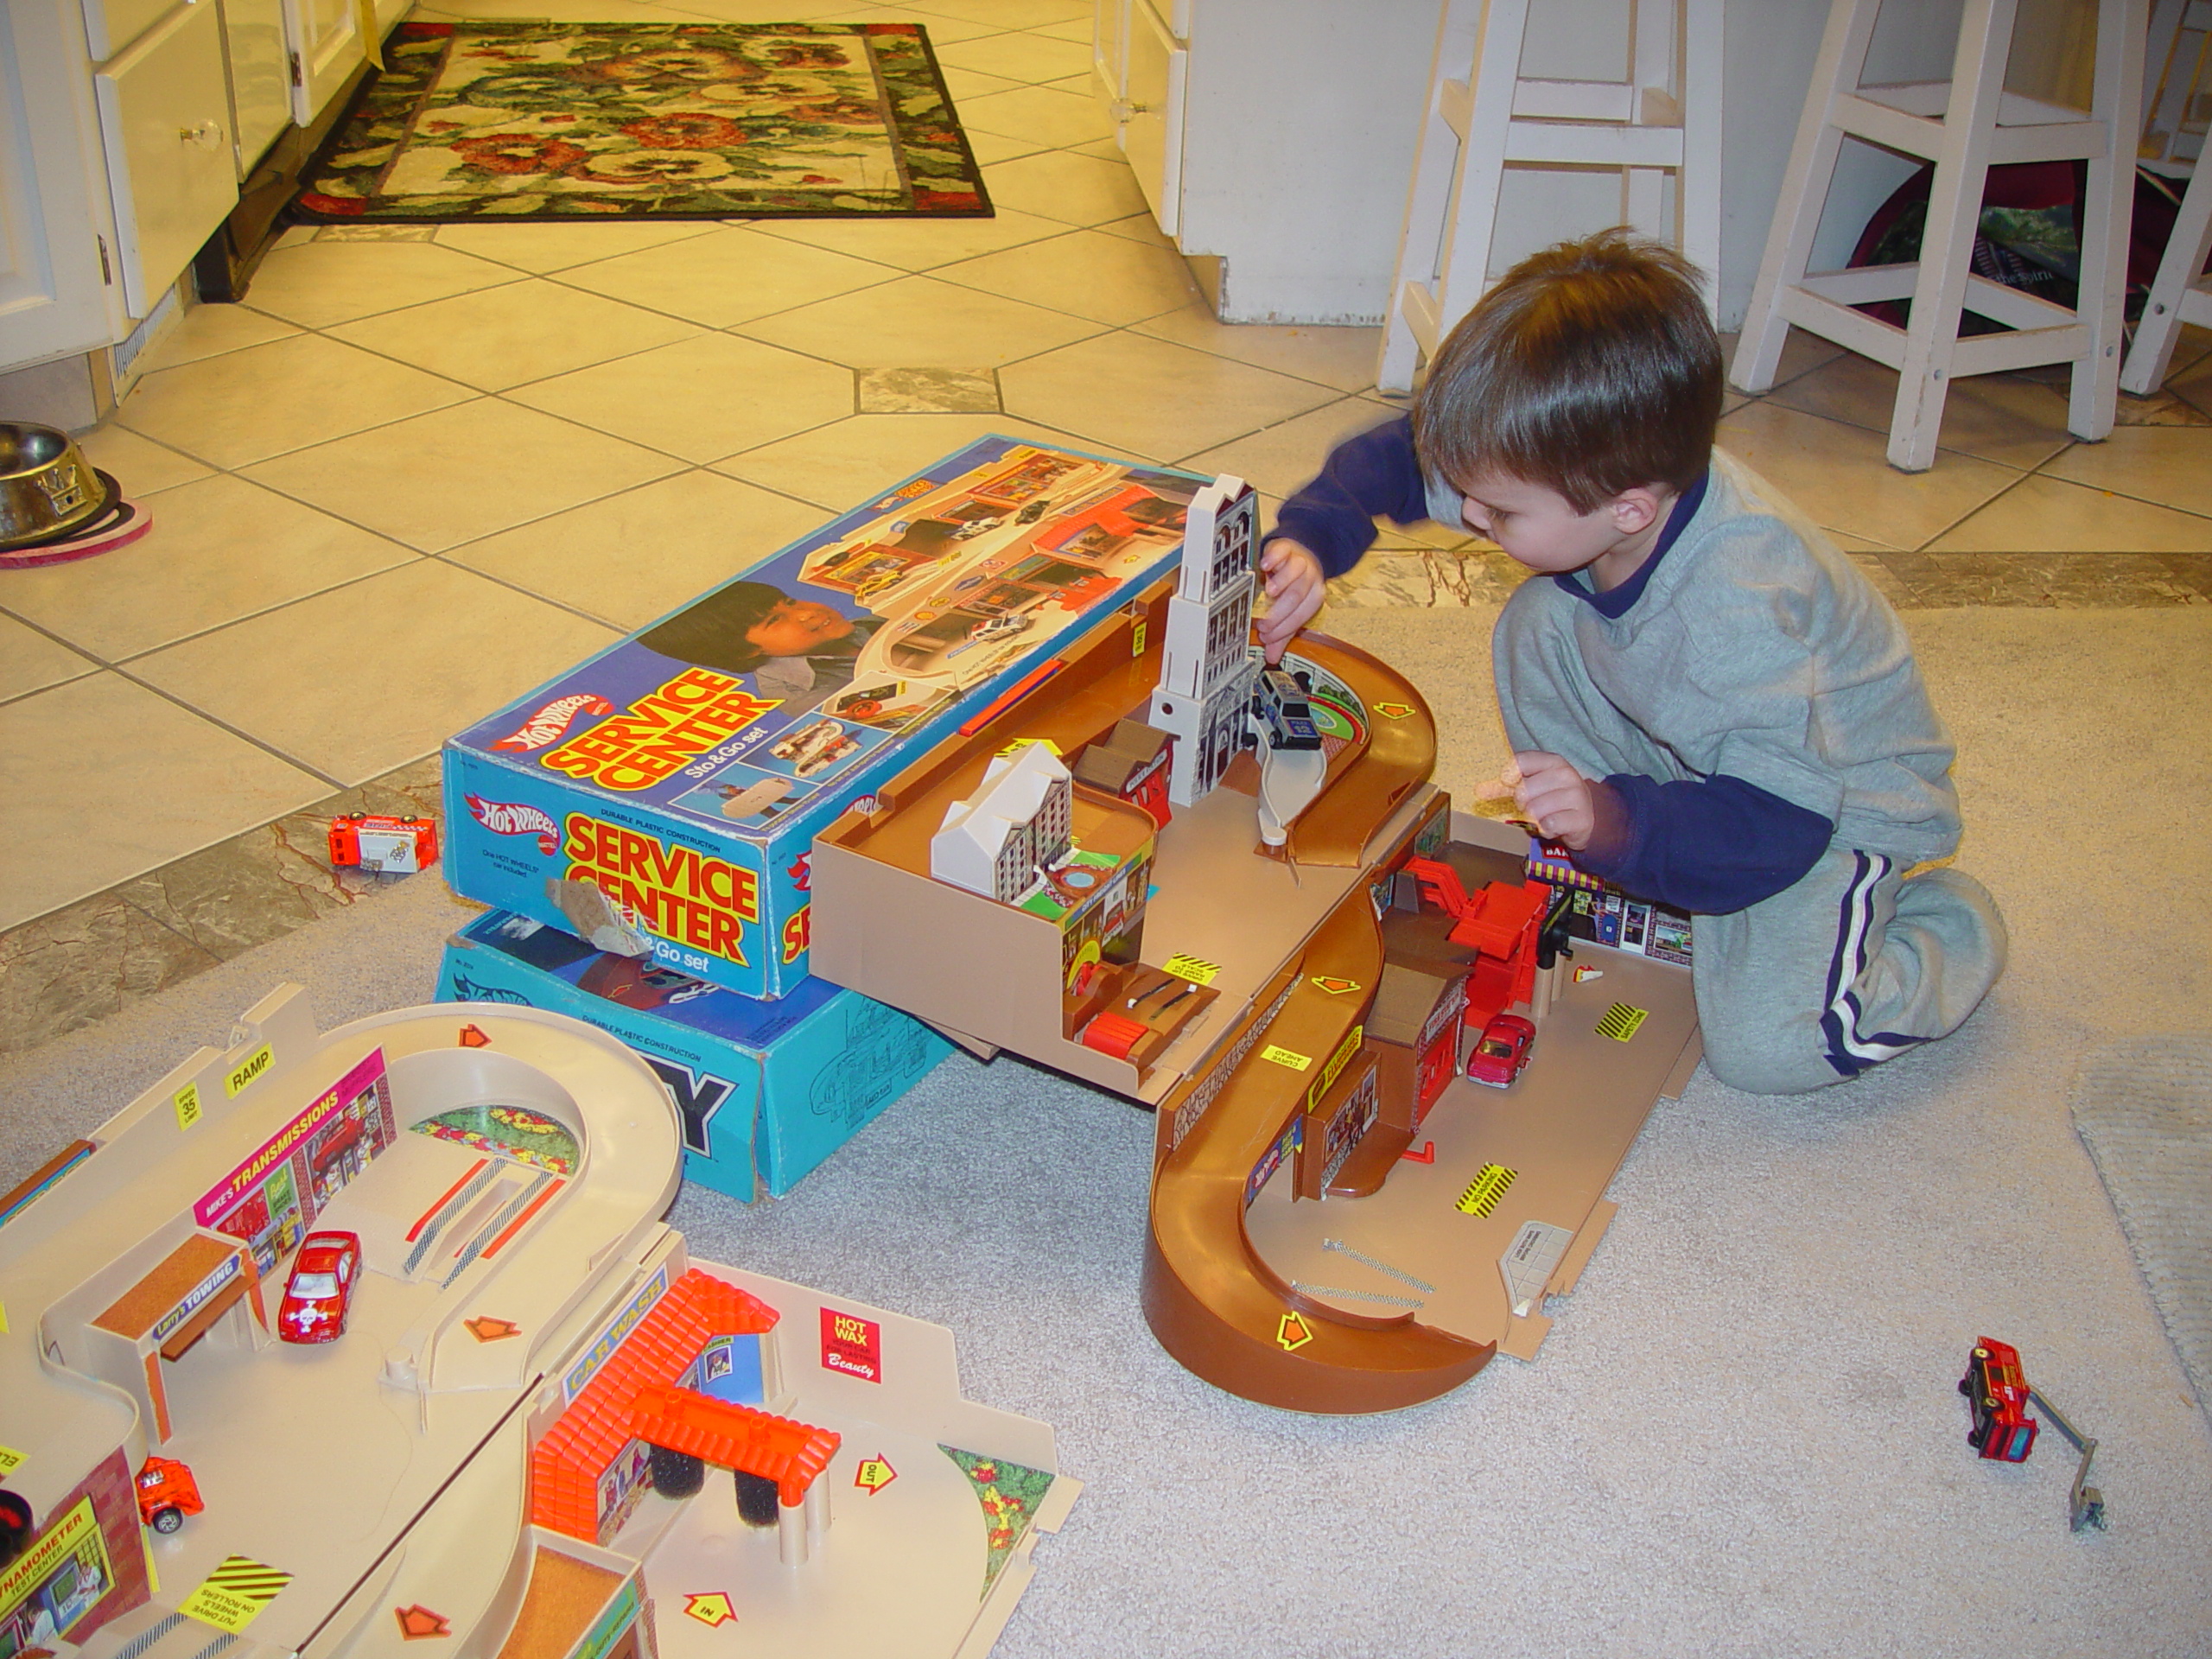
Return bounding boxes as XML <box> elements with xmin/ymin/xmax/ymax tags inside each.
<box><xmin>136</xmin><ymin>1456</ymin><xmax>203</xmax><ymax>1534</ymax></box>
<box><xmin>1960</xmin><ymin>1337</ymin><xmax>2037</xmax><ymax>1461</ymax></box>
<box><xmin>1957</xmin><ymin>1337</ymin><xmax>2107</xmax><ymax>1531</ymax></box>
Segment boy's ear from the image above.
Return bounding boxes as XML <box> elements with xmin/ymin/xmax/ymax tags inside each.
<box><xmin>1609</xmin><ymin>486</ymin><xmax>1666</xmax><ymax>536</ymax></box>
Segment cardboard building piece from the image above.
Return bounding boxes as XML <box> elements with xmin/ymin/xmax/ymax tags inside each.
<box><xmin>444</xmin><ymin>437</ymin><xmax>1211</xmax><ymax>1000</ymax></box>
<box><xmin>0</xmin><ymin>988</ymin><xmax>1077</xmax><ymax>1659</ymax></box>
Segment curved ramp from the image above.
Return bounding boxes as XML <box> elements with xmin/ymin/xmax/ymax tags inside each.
<box><xmin>1279</xmin><ymin>632</ymin><xmax>1436</xmax><ymax>868</ymax></box>
<box><xmin>1144</xmin><ymin>636</ymin><xmax>1491</xmax><ymax>1412</ymax></box>
<box><xmin>1142</xmin><ymin>893</ymin><xmax>1492</xmax><ymax>1411</ymax></box>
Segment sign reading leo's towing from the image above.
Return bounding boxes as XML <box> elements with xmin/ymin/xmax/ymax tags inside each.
<box><xmin>443</xmin><ymin>435</ymin><xmax>1211</xmax><ymax>1000</ymax></box>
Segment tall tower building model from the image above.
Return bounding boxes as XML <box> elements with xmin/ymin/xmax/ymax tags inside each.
<box><xmin>1148</xmin><ymin>476</ymin><xmax>1260</xmax><ymax>806</ymax></box>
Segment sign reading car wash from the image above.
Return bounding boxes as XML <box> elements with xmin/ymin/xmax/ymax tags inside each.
<box><xmin>191</xmin><ymin>1049</ymin><xmax>397</xmax><ymax>1274</ymax></box>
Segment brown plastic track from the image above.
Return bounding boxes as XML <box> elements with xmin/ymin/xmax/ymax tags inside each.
<box><xmin>1141</xmin><ymin>632</ymin><xmax>1491</xmax><ymax>1412</ymax></box>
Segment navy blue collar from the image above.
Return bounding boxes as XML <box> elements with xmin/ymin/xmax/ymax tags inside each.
<box><xmin>1551</xmin><ymin>469</ymin><xmax>1710</xmax><ymax>618</ymax></box>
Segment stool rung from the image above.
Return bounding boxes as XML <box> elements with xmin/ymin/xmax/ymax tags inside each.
<box><xmin>1779</xmin><ymin>287</ymin><xmax>1907</xmax><ymax>367</ymax></box>
<box><xmin>1798</xmin><ymin>263</ymin><xmax>1918</xmax><ymax>305</ymax></box>
<box><xmin>1831</xmin><ymin>94</ymin><xmax>2106</xmax><ymax>163</ymax></box>
<box><xmin>1503</xmin><ymin>120</ymin><xmax>1685</xmax><ymax>167</ymax></box>
<box><xmin>1950</xmin><ymin>321</ymin><xmax>2088</xmax><ymax>374</ymax></box>
<box><xmin>1511</xmin><ymin>78</ymin><xmax>1637</xmax><ymax>122</ymax></box>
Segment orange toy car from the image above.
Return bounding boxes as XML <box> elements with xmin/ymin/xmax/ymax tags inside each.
<box><xmin>137</xmin><ymin>1457</ymin><xmax>203</xmax><ymax>1534</ymax></box>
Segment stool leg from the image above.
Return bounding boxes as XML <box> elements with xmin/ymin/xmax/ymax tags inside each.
<box><xmin>1381</xmin><ymin>0</ymin><xmax>1482</xmax><ymax>395</ymax></box>
<box><xmin>1731</xmin><ymin>0</ymin><xmax>1881</xmax><ymax>392</ymax></box>
<box><xmin>1679</xmin><ymin>0</ymin><xmax>1726</xmax><ymax>314</ymax></box>
<box><xmin>1887</xmin><ymin>0</ymin><xmax>2017</xmax><ymax>473</ymax></box>
<box><xmin>2068</xmin><ymin>0</ymin><xmax>2146</xmax><ymax>436</ymax></box>
<box><xmin>2122</xmin><ymin>151</ymin><xmax>2212</xmax><ymax>393</ymax></box>
<box><xmin>1379</xmin><ymin>0</ymin><xmax>1529</xmax><ymax>395</ymax></box>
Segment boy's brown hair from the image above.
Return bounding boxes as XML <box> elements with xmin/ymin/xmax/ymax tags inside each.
<box><xmin>1411</xmin><ymin>230</ymin><xmax>1722</xmax><ymax>513</ymax></box>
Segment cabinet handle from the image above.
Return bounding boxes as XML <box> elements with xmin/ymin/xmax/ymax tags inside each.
<box><xmin>179</xmin><ymin>120</ymin><xmax>225</xmax><ymax>149</ymax></box>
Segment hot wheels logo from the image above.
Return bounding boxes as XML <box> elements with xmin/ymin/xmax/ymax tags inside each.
<box><xmin>492</xmin><ymin>693</ymin><xmax>613</xmax><ymax>753</ymax></box>
<box><xmin>466</xmin><ymin>795</ymin><xmax>560</xmax><ymax>855</ymax></box>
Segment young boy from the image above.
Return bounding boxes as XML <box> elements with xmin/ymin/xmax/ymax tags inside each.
<box><xmin>1260</xmin><ymin>231</ymin><xmax>2005</xmax><ymax>1094</ymax></box>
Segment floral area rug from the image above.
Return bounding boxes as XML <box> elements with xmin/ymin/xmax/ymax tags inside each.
<box><xmin>295</xmin><ymin>21</ymin><xmax>990</xmax><ymax>221</ymax></box>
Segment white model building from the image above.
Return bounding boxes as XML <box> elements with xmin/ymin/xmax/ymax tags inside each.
<box><xmin>931</xmin><ymin>741</ymin><xmax>1075</xmax><ymax>903</ymax></box>
<box><xmin>1147</xmin><ymin>476</ymin><xmax>1261</xmax><ymax>806</ymax></box>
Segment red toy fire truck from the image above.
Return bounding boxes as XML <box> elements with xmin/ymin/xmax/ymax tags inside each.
<box><xmin>328</xmin><ymin>814</ymin><xmax>439</xmax><ymax>874</ymax></box>
<box><xmin>1960</xmin><ymin>1337</ymin><xmax>2037</xmax><ymax>1461</ymax></box>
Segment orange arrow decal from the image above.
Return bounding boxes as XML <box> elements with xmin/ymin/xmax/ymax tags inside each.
<box><xmin>683</xmin><ymin>1593</ymin><xmax>737</xmax><ymax>1628</ymax></box>
<box><xmin>1373</xmin><ymin>701</ymin><xmax>1414</xmax><ymax>720</ymax></box>
<box><xmin>854</xmin><ymin>1456</ymin><xmax>898</xmax><ymax>1495</ymax></box>
<box><xmin>1309</xmin><ymin>975</ymin><xmax>1362</xmax><ymax>995</ymax></box>
<box><xmin>394</xmin><ymin>1606</ymin><xmax>450</xmax><ymax>1640</ymax></box>
<box><xmin>1276</xmin><ymin>1312</ymin><xmax>1314</xmax><ymax>1351</ymax></box>
<box><xmin>464</xmin><ymin>1317</ymin><xmax>520</xmax><ymax>1342</ymax></box>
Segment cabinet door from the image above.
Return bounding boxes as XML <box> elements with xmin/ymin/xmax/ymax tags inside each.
<box><xmin>95</xmin><ymin>0</ymin><xmax>241</xmax><ymax>317</ymax></box>
<box><xmin>1124</xmin><ymin>0</ymin><xmax>1185</xmax><ymax>236</ymax></box>
<box><xmin>221</xmin><ymin>0</ymin><xmax>293</xmax><ymax>176</ymax></box>
<box><xmin>0</xmin><ymin>0</ymin><xmax>120</xmax><ymax>366</ymax></box>
<box><xmin>283</xmin><ymin>0</ymin><xmax>365</xmax><ymax>125</ymax></box>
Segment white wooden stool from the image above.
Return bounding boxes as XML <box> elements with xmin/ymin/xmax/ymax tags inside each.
<box><xmin>2122</xmin><ymin>0</ymin><xmax>2212</xmax><ymax>392</ymax></box>
<box><xmin>1732</xmin><ymin>0</ymin><xmax>2146</xmax><ymax>473</ymax></box>
<box><xmin>2139</xmin><ymin>0</ymin><xmax>2210</xmax><ymax>174</ymax></box>
<box><xmin>1377</xmin><ymin>0</ymin><xmax>1723</xmax><ymax>396</ymax></box>
<box><xmin>2120</xmin><ymin>160</ymin><xmax>2212</xmax><ymax>391</ymax></box>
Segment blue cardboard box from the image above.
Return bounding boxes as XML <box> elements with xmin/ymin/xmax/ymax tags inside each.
<box><xmin>437</xmin><ymin>909</ymin><xmax>952</xmax><ymax>1200</ymax></box>
<box><xmin>443</xmin><ymin>436</ymin><xmax>1208</xmax><ymax>999</ymax></box>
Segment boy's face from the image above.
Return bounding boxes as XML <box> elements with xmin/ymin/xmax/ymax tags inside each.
<box><xmin>1452</xmin><ymin>470</ymin><xmax>1668</xmax><ymax>587</ymax></box>
<box><xmin>745</xmin><ymin>597</ymin><xmax>854</xmax><ymax>657</ymax></box>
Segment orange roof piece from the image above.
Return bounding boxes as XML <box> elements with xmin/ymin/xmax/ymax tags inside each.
<box><xmin>630</xmin><ymin>1384</ymin><xmax>841</xmax><ymax>1510</ymax></box>
<box><xmin>530</xmin><ymin>1268</ymin><xmax>782</xmax><ymax>1541</ymax></box>
<box><xmin>1451</xmin><ymin>880</ymin><xmax>1545</xmax><ymax>958</ymax></box>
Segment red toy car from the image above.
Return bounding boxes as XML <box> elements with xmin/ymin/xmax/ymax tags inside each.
<box><xmin>136</xmin><ymin>1457</ymin><xmax>203</xmax><ymax>1534</ymax></box>
<box><xmin>1960</xmin><ymin>1337</ymin><xmax>2037</xmax><ymax>1461</ymax></box>
<box><xmin>278</xmin><ymin>1230</ymin><xmax>362</xmax><ymax>1344</ymax></box>
<box><xmin>1465</xmin><ymin>1013</ymin><xmax>1537</xmax><ymax>1089</ymax></box>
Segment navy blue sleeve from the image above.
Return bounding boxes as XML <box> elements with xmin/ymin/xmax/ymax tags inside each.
<box><xmin>1267</xmin><ymin>416</ymin><xmax>1433</xmax><ymax>578</ymax></box>
<box><xmin>1574</xmin><ymin>772</ymin><xmax>1834</xmax><ymax>914</ymax></box>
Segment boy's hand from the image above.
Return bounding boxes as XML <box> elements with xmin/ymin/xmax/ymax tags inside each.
<box><xmin>1512</xmin><ymin>750</ymin><xmax>1596</xmax><ymax>848</ymax></box>
<box><xmin>1255</xmin><ymin>539</ymin><xmax>1326</xmax><ymax>662</ymax></box>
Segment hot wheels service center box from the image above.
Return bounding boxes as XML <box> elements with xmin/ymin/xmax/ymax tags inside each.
<box><xmin>440</xmin><ymin>910</ymin><xmax>953</xmax><ymax>1199</ymax></box>
<box><xmin>445</xmin><ymin>436</ymin><xmax>1207</xmax><ymax>999</ymax></box>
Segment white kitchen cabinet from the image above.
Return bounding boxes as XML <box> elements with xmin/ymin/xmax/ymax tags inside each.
<box><xmin>221</xmin><ymin>0</ymin><xmax>294</xmax><ymax>177</ymax></box>
<box><xmin>283</xmin><ymin>0</ymin><xmax>365</xmax><ymax>126</ymax></box>
<box><xmin>95</xmin><ymin>0</ymin><xmax>242</xmax><ymax>317</ymax></box>
<box><xmin>1122</xmin><ymin>0</ymin><xmax>1185</xmax><ymax>236</ymax></box>
<box><xmin>0</xmin><ymin>0</ymin><xmax>124</xmax><ymax>368</ymax></box>
<box><xmin>1094</xmin><ymin>0</ymin><xmax>1443</xmax><ymax>322</ymax></box>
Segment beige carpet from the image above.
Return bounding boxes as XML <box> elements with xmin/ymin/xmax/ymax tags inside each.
<box><xmin>2071</xmin><ymin>1036</ymin><xmax>2212</xmax><ymax>1438</ymax></box>
<box><xmin>3</xmin><ymin>605</ymin><xmax>2209</xmax><ymax>1658</ymax></box>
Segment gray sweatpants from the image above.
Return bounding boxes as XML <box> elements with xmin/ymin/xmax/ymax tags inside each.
<box><xmin>1493</xmin><ymin>595</ymin><xmax>2006</xmax><ymax>1095</ymax></box>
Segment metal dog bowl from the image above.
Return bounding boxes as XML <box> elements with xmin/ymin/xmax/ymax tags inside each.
<box><xmin>1</xmin><ymin>423</ymin><xmax>111</xmax><ymax>549</ymax></box>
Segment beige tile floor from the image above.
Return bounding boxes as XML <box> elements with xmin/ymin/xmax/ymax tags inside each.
<box><xmin>4</xmin><ymin>0</ymin><xmax>2212</xmax><ymax>1044</ymax></box>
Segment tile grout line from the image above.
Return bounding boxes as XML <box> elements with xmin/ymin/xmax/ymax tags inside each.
<box><xmin>0</xmin><ymin>752</ymin><xmax>446</xmax><ymax>961</ymax></box>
